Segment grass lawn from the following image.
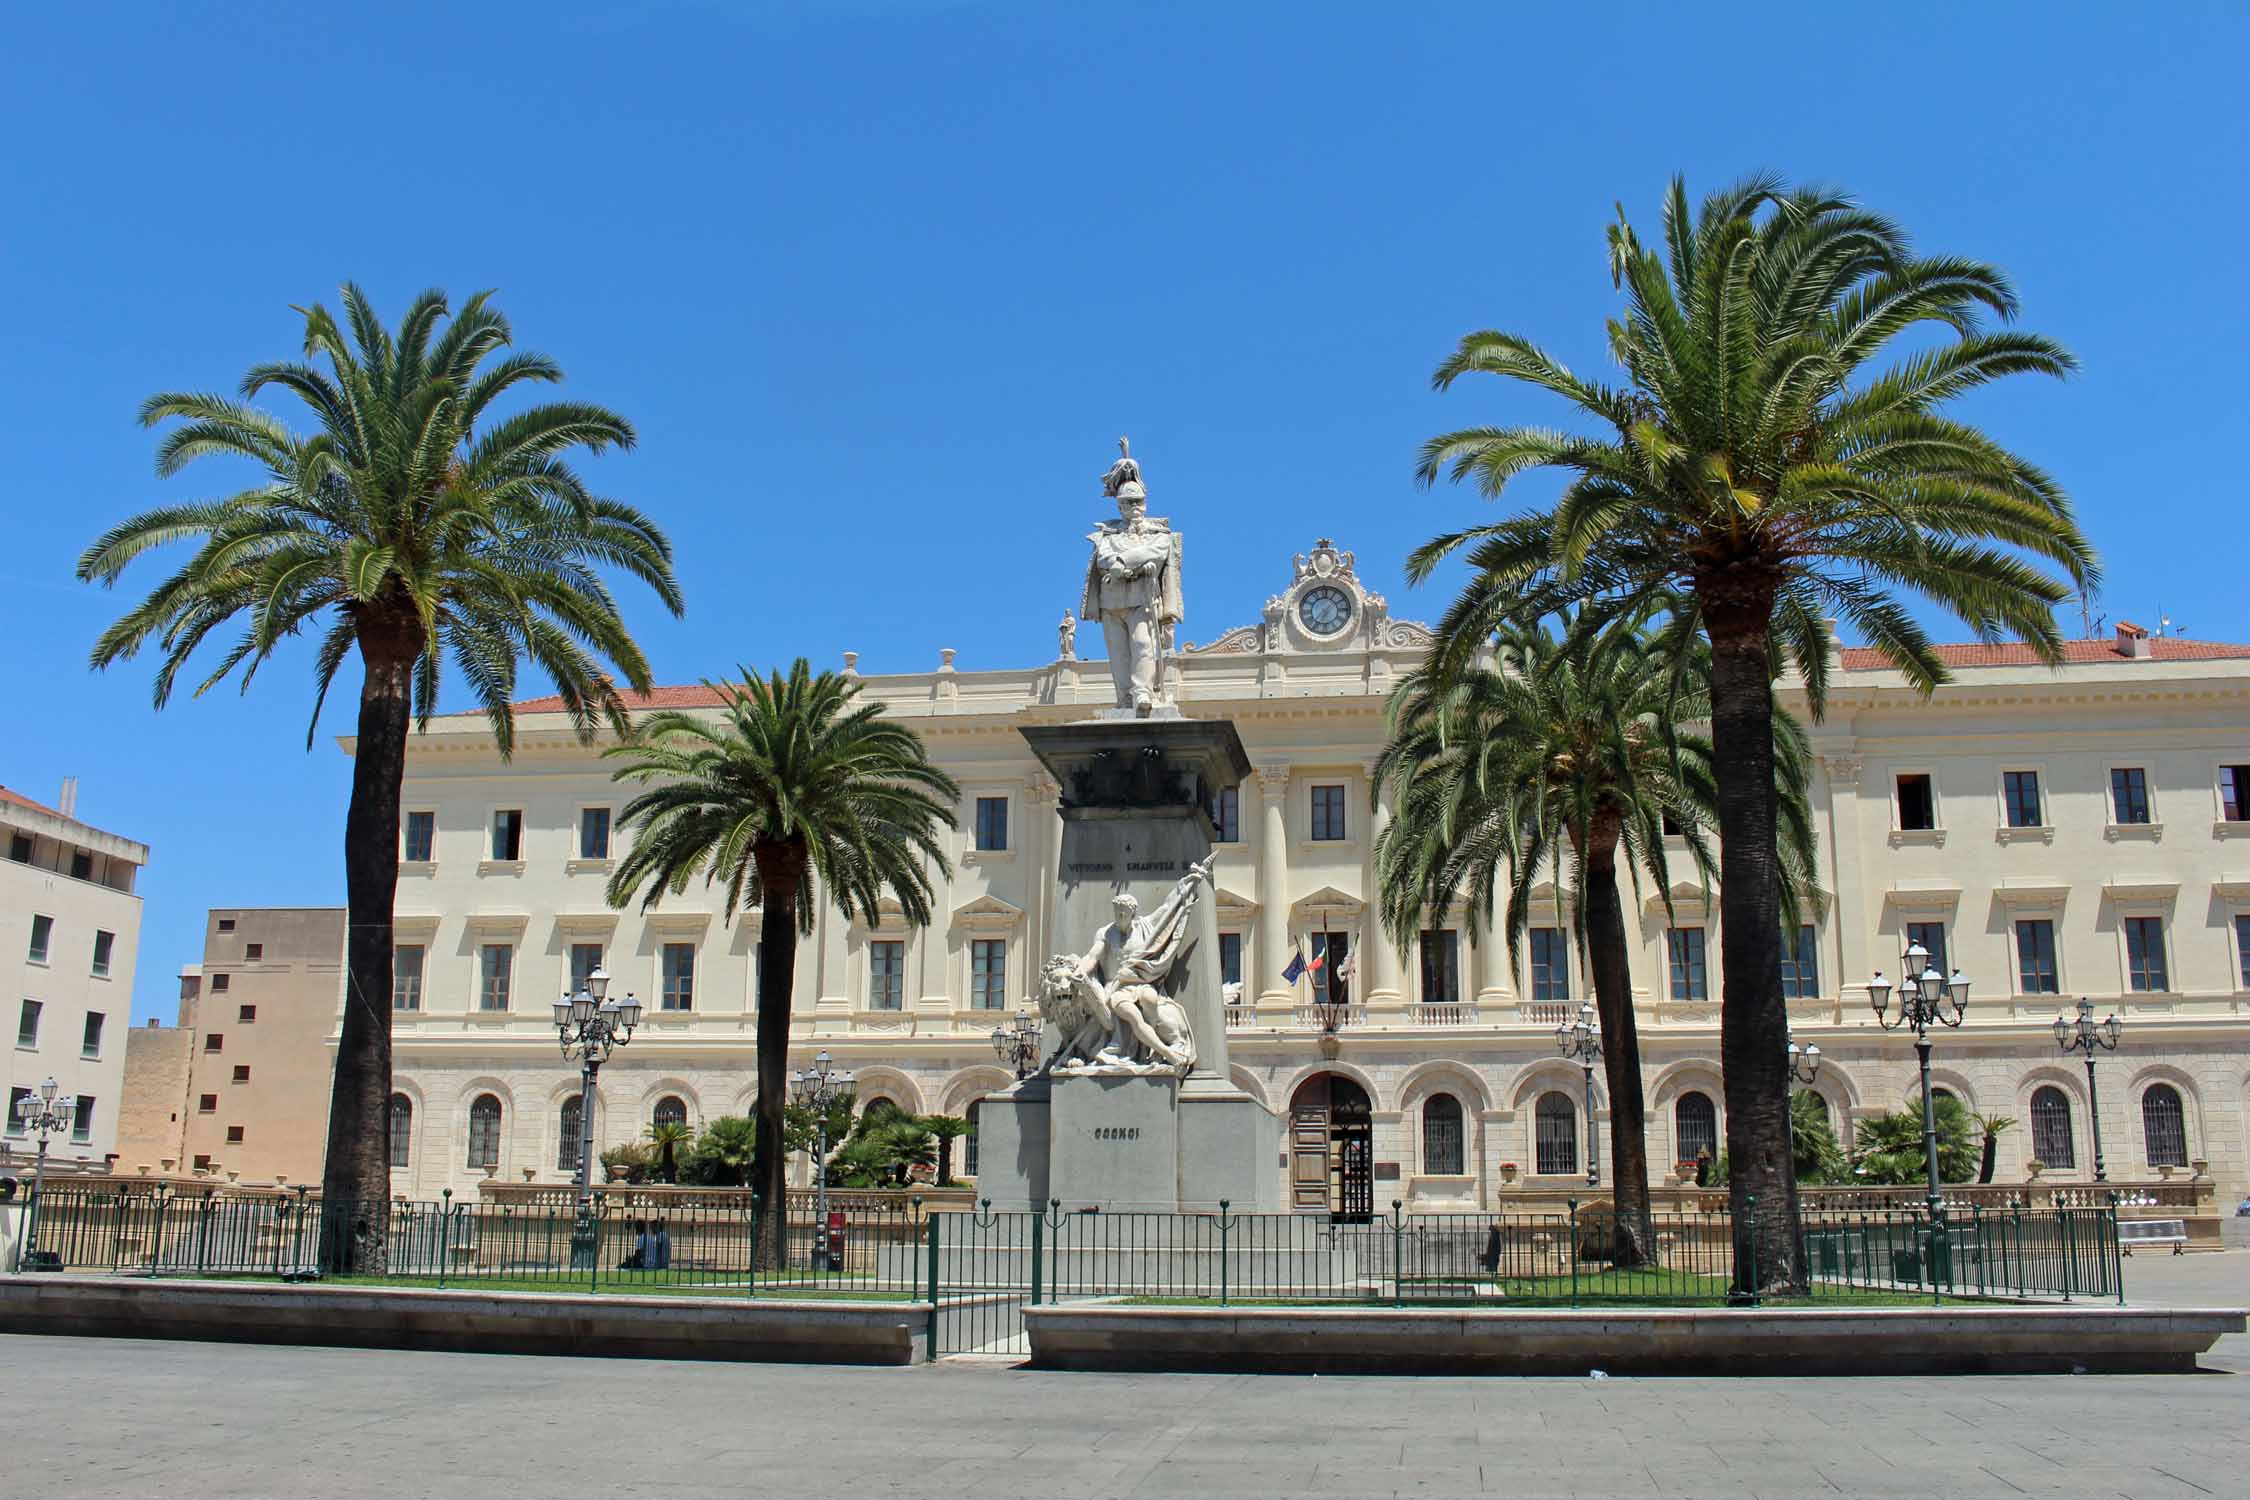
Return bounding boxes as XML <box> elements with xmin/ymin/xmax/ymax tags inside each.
<box><xmin>179</xmin><ymin>1272</ymin><xmax>921</xmax><ymax>1300</ymax></box>
<box><xmin>1124</xmin><ymin>1268</ymin><xmax>1980</xmax><ymax>1309</ymax></box>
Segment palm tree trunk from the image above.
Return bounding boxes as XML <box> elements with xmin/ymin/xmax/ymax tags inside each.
<box><xmin>751</xmin><ymin>843</ymin><xmax>806</xmax><ymax>1270</ymax></box>
<box><xmin>1582</xmin><ymin>832</ymin><xmax>1655</xmax><ymax>1269</ymax></box>
<box><xmin>319</xmin><ymin>614</ymin><xmax>422</xmax><ymax>1273</ymax></box>
<box><xmin>1700</xmin><ymin>575</ymin><xmax>1803</xmax><ymax>1297</ymax></box>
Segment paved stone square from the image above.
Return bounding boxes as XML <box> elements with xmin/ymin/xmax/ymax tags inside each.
<box><xmin>3</xmin><ymin>1255</ymin><xmax>2245</xmax><ymax>1499</ymax></box>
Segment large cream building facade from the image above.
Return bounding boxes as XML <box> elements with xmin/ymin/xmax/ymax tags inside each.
<box><xmin>372</xmin><ymin>540</ymin><xmax>2250</xmax><ymax>1211</ymax></box>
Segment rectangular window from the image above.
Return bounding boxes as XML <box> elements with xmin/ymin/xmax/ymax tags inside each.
<box><xmin>70</xmin><ymin>849</ymin><xmax>93</xmax><ymax>881</ymax></box>
<box><xmin>1896</xmin><ymin>773</ymin><xmax>1935</xmax><ymax>831</ymax></box>
<box><xmin>1418</xmin><ymin>930</ymin><xmax>1460</xmax><ymax>1005</ymax></box>
<box><xmin>973</xmin><ymin>797</ymin><xmax>1008</xmax><ymax>853</ymax></box>
<box><xmin>491</xmin><ymin>809</ymin><xmax>523</xmax><ymax>861</ymax></box>
<box><xmin>2224</xmin><ymin>765</ymin><xmax>2250</xmax><ymax>822</ymax></box>
<box><xmin>82</xmin><ymin>1011</ymin><xmax>104</xmax><ymax>1059</ymax></box>
<box><xmin>1530</xmin><ymin>927</ymin><xmax>1570</xmax><ymax>1002</ymax></box>
<box><xmin>217</xmin><ymin>918</ymin><xmax>234</xmax><ymax>933</ymax></box>
<box><xmin>210</xmin><ymin>973</ymin><xmax>229</xmax><ymax>992</ymax></box>
<box><xmin>1667</xmin><ymin>928</ymin><xmax>1708</xmax><ymax>1001</ymax></box>
<box><xmin>7</xmin><ymin>832</ymin><xmax>30</xmax><ymax>863</ymax></box>
<box><xmin>403</xmin><ymin>810</ymin><xmax>435</xmax><ymax>862</ymax></box>
<box><xmin>1309</xmin><ymin>785</ymin><xmax>1347</xmax><ymax>841</ymax></box>
<box><xmin>204</xmin><ymin>1033</ymin><xmax>223</xmax><ymax>1052</ymax></box>
<box><xmin>192</xmin><ymin>1154</ymin><xmax>211</xmax><ymax>1172</ymax></box>
<box><xmin>869</xmin><ymin>941</ymin><xmax>905</xmax><ymax>1011</ymax></box>
<box><xmin>661</xmin><ymin>942</ymin><xmax>696</xmax><ymax>1011</ymax></box>
<box><xmin>244</xmin><ymin>942</ymin><xmax>262</xmax><ymax>961</ymax></box>
<box><xmin>1209</xmin><ymin>785</ymin><xmax>1240</xmax><ymax>843</ymax></box>
<box><xmin>568</xmin><ymin>943</ymin><xmax>603</xmax><ymax>998</ymax></box>
<box><xmin>1219</xmin><ymin>932</ymin><xmax>1243</xmax><ymax>989</ymax></box>
<box><xmin>199</xmin><ymin>1093</ymin><xmax>217</xmax><ymax>1113</ymax></box>
<box><xmin>393</xmin><ymin>946</ymin><xmax>424</xmax><ymax>1011</ymax></box>
<box><xmin>2016</xmin><ymin>919</ymin><xmax>2059</xmax><ymax>994</ymax></box>
<box><xmin>2110</xmin><ymin>768</ymin><xmax>2151</xmax><ymax>825</ymax></box>
<box><xmin>2237</xmin><ymin>914</ymin><xmax>2250</xmax><ymax>991</ymax></box>
<box><xmin>1310</xmin><ymin>931</ymin><xmax>1352</xmax><ymax>1006</ymax></box>
<box><xmin>5</xmin><ymin>1088</ymin><xmax>28</xmax><ymax>1136</ymax></box>
<box><xmin>2003</xmin><ymin>770</ymin><xmax>2043</xmax><ymax>829</ymax></box>
<box><xmin>1780</xmin><ymin>925</ymin><xmax>1820</xmax><ymax>999</ymax></box>
<box><xmin>2124</xmin><ymin>916</ymin><xmax>2169</xmax><ymax>992</ymax></box>
<box><xmin>71</xmin><ymin>1096</ymin><xmax>93</xmax><ymax>1143</ymax></box>
<box><xmin>225</xmin><ymin>1124</ymin><xmax>244</xmax><ymax>1145</ymax></box>
<box><xmin>27</xmin><ymin>913</ymin><xmax>52</xmax><ymax>964</ymax></box>
<box><xmin>1905</xmin><ymin>921</ymin><xmax>1949</xmax><ymax>978</ymax></box>
<box><xmin>578</xmin><ymin>807</ymin><xmax>611</xmax><ymax>860</ymax></box>
<box><xmin>17</xmin><ymin>999</ymin><xmax>41</xmax><ymax>1048</ymax></box>
<box><xmin>91</xmin><ymin>929</ymin><xmax>115</xmax><ymax>977</ymax></box>
<box><xmin>480</xmin><ymin>944</ymin><xmax>513</xmax><ymax>1011</ymax></box>
<box><xmin>970</xmin><ymin>939</ymin><xmax>1007</xmax><ymax>1009</ymax></box>
<box><xmin>238</xmin><ymin>1004</ymin><xmax>256</xmax><ymax>1022</ymax></box>
<box><xmin>232</xmin><ymin>1064</ymin><xmax>250</xmax><ymax>1083</ymax></box>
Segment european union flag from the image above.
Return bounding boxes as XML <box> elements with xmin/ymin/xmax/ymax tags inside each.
<box><xmin>1281</xmin><ymin>949</ymin><xmax>1307</xmax><ymax>984</ymax></box>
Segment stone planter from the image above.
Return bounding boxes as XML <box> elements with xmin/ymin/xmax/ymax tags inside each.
<box><xmin>1498</xmin><ymin>1163</ymin><xmax>1518</xmax><ymax>1185</ymax></box>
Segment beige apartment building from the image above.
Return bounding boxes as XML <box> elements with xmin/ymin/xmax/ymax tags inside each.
<box><xmin>2</xmin><ymin>781</ymin><xmax>147</xmax><ymax>1177</ymax></box>
<box><xmin>359</xmin><ymin>539</ymin><xmax>2250</xmax><ymax>1213</ymax></box>
<box><xmin>112</xmin><ymin>909</ymin><xmax>342</xmax><ymax>1183</ymax></box>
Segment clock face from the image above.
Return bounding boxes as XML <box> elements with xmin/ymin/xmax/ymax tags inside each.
<box><xmin>1298</xmin><ymin>584</ymin><xmax>1353</xmax><ymax>636</ymax></box>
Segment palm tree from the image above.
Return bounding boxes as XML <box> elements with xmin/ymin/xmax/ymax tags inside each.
<box><xmin>646</xmin><ymin>1120</ymin><xmax>694</xmax><ymax>1185</ymax></box>
<box><xmin>76</xmin><ymin>285</ymin><xmax>681</xmax><ymax>1268</ymax></box>
<box><xmin>918</xmin><ymin>1114</ymin><xmax>971</xmax><ymax>1186</ymax></box>
<box><xmin>1374</xmin><ymin>607</ymin><xmax>1818</xmax><ymax>1265</ymax></box>
<box><xmin>604</xmin><ymin>662</ymin><xmax>959</xmax><ymax>1264</ymax></box>
<box><xmin>1976</xmin><ymin>1113</ymin><xmax>2016</xmax><ymax>1186</ymax></box>
<box><xmin>1408</xmin><ymin>177</ymin><xmax>2095</xmax><ymax>1291</ymax></box>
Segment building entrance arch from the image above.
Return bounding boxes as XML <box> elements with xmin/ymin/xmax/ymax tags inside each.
<box><xmin>1289</xmin><ymin>1072</ymin><xmax>1373</xmax><ymax>1221</ymax></box>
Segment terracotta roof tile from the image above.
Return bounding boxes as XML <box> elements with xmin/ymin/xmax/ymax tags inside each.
<box><xmin>1838</xmin><ymin>638</ymin><xmax>2250</xmax><ymax>671</ymax></box>
<box><xmin>0</xmin><ymin>785</ymin><xmax>64</xmax><ymax>818</ymax></box>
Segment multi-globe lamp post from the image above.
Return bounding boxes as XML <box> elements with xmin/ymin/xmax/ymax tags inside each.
<box><xmin>1556</xmin><ymin>1002</ymin><xmax>1601</xmax><ymax>1188</ymax></box>
<box><xmin>789</xmin><ymin>1050</ymin><xmax>855</xmax><ymax>1270</ymax></box>
<box><xmin>2053</xmin><ymin>995</ymin><xmax>2123</xmax><ymax>1183</ymax></box>
<box><xmin>11</xmin><ymin>1077</ymin><xmax>77</xmax><ymax>1269</ymax></box>
<box><xmin>552</xmin><ymin>968</ymin><xmax>642</xmax><ymax>1267</ymax></box>
<box><xmin>990</xmin><ymin>1008</ymin><xmax>1042</xmax><ymax>1080</ymax></box>
<box><xmin>1867</xmin><ymin>940</ymin><xmax>1970</xmax><ymax>1224</ymax></box>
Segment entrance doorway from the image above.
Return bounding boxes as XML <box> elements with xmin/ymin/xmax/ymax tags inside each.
<box><xmin>1289</xmin><ymin>1073</ymin><xmax>1374</xmax><ymax>1221</ymax></box>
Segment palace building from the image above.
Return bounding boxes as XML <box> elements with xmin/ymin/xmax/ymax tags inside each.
<box><xmin>364</xmin><ymin>539</ymin><xmax>2250</xmax><ymax>1213</ymax></box>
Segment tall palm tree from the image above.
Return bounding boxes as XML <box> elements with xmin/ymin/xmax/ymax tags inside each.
<box><xmin>1407</xmin><ymin>177</ymin><xmax>2095</xmax><ymax>1291</ymax></box>
<box><xmin>604</xmin><ymin>662</ymin><xmax>959</xmax><ymax>1264</ymax></box>
<box><xmin>77</xmin><ymin>285</ymin><xmax>680</xmax><ymax>1268</ymax></box>
<box><xmin>1374</xmin><ymin>608</ymin><xmax>1818</xmax><ymax>1265</ymax></box>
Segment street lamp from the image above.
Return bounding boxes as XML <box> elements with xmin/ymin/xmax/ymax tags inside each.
<box><xmin>1868</xmin><ymin>940</ymin><xmax>1970</xmax><ymax>1224</ymax></box>
<box><xmin>789</xmin><ymin>1051</ymin><xmax>855</xmax><ymax>1270</ymax></box>
<box><xmin>2053</xmin><ymin>996</ymin><xmax>2122</xmax><ymax>1183</ymax></box>
<box><xmin>990</xmin><ymin>1008</ymin><xmax>1042</xmax><ymax>1079</ymax></box>
<box><xmin>12</xmin><ymin>1077</ymin><xmax>78</xmax><ymax>1271</ymax></box>
<box><xmin>1785</xmin><ymin>1030</ymin><xmax>1823</xmax><ymax>1087</ymax></box>
<box><xmin>553</xmin><ymin>968</ymin><xmax>642</xmax><ymax>1266</ymax></box>
<box><xmin>1556</xmin><ymin>1002</ymin><xmax>1601</xmax><ymax>1188</ymax></box>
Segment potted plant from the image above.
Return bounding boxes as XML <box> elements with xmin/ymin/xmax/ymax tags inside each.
<box><xmin>1499</xmin><ymin>1161</ymin><xmax>1518</xmax><ymax>1185</ymax></box>
<box><xmin>2024</xmin><ymin>1158</ymin><xmax>2045</xmax><ymax>1181</ymax></box>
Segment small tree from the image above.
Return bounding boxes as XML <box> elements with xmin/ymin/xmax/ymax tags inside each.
<box><xmin>1852</xmin><ymin>1096</ymin><xmax>1976</xmax><ymax>1185</ymax></box>
<box><xmin>646</xmin><ymin>1121</ymin><xmax>693</xmax><ymax>1185</ymax></box>
<box><xmin>680</xmin><ymin>1116</ymin><xmax>758</xmax><ymax>1187</ymax></box>
<box><xmin>919</xmin><ymin>1115</ymin><xmax>971</xmax><ymax>1186</ymax></box>
<box><xmin>1791</xmin><ymin>1092</ymin><xmax>1846</xmax><ymax>1184</ymax></box>
<box><xmin>1976</xmin><ymin>1113</ymin><xmax>2016</xmax><ymax>1185</ymax></box>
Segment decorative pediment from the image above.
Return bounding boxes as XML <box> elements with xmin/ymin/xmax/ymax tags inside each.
<box><xmin>643</xmin><ymin>910</ymin><xmax>712</xmax><ymax>934</ymax></box>
<box><xmin>1289</xmin><ymin>885</ymin><xmax>1366</xmax><ymax>919</ymax></box>
<box><xmin>1992</xmin><ymin>879</ymin><xmax>2069</xmax><ymax>909</ymax></box>
<box><xmin>392</xmin><ymin>913</ymin><xmax>443</xmax><ymax>938</ymax></box>
<box><xmin>950</xmin><ymin>894</ymin><xmax>1025</xmax><ymax>932</ymax></box>
<box><xmin>2102</xmin><ymin>877</ymin><xmax>2179</xmax><ymax>904</ymax></box>
<box><xmin>1180</xmin><ymin>538</ymin><xmax>1431</xmax><ymax>657</ymax></box>
<box><xmin>1212</xmin><ymin>884</ymin><xmax>1260</xmax><ymax>917</ymax></box>
<box><xmin>1883</xmin><ymin>880</ymin><xmax>1961</xmax><ymax>910</ymax></box>
<box><xmin>850</xmin><ymin>895</ymin><xmax>909</xmax><ymax>933</ymax></box>
<box><xmin>554</xmin><ymin>911</ymin><xmax>621</xmax><ymax>934</ymax></box>
<box><xmin>463</xmin><ymin>911</ymin><xmax>529</xmax><ymax>933</ymax></box>
<box><xmin>1643</xmin><ymin>880</ymin><xmax>1710</xmax><ymax>913</ymax></box>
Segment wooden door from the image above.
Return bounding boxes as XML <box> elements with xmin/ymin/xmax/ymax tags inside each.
<box><xmin>1290</xmin><ymin>1100</ymin><xmax>1332</xmax><ymax>1211</ymax></box>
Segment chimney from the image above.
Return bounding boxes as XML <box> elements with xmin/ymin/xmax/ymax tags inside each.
<box><xmin>2115</xmin><ymin>621</ymin><xmax>2152</xmax><ymax>660</ymax></box>
<box><xmin>58</xmin><ymin>776</ymin><xmax>78</xmax><ymax>819</ymax></box>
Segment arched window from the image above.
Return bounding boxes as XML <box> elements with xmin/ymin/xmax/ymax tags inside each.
<box><xmin>1797</xmin><ymin>1091</ymin><xmax>1832</xmax><ymax>1129</ymax></box>
<box><xmin>653</xmin><ymin>1095</ymin><xmax>687</xmax><ymax>1130</ymax></box>
<box><xmin>1675</xmin><ymin>1091</ymin><xmax>1718</xmax><ymax>1164</ymax></box>
<box><xmin>388</xmin><ymin>1094</ymin><xmax>412</xmax><ymax>1167</ymax></box>
<box><xmin>859</xmin><ymin>1097</ymin><xmax>899</xmax><ymax>1127</ymax></box>
<box><xmin>1931</xmin><ymin>1087</ymin><xmax>1958</xmax><ymax>1105</ymax></box>
<box><xmin>557</xmin><ymin>1096</ymin><xmax>584</xmax><ymax>1172</ymax></box>
<box><xmin>2142</xmin><ymin>1083</ymin><xmax>2188</xmax><ymax>1167</ymax></box>
<box><xmin>467</xmin><ymin>1094</ymin><xmax>502</xmax><ymax>1169</ymax></box>
<box><xmin>1422</xmin><ymin>1093</ymin><xmax>1465</xmax><ymax>1176</ymax></box>
<box><xmin>963</xmin><ymin>1100</ymin><xmax>982</xmax><ymax>1178</ymax></box>
<box><xmin>2029</xmin><ymin>1086</ymin><xmax>2075</xmax><ymax>1169</ymax></box>
<box><xmin>1533</xmin><ymin>1091</ymin><xmax>1577</xmax><ymax>1176</ymax></box>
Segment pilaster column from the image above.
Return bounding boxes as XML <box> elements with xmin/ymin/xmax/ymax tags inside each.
<box><xmin>1473</xmin><ymin>924</ymin><xmax>1508</xmax><ymax>1004</ymax></box>
<box><xmin>1818</xmin><ymin>750</ymin><xmax>1866</xmax><ymax>1024</ymax></box>
<box><xmin>1024</xmin><ymin>773</ymin><xmax>1060</xmax><ymax>971</ymax></box>
<box><xmin>1254</xmin><ymin>761</ymin><xmax>1294</xmax><ymax>1008</ymax></box>
<box><xmin>1361</xmin><ymin>758</ymin><xmax>1404</xmax><ymax>1010</ymax></box>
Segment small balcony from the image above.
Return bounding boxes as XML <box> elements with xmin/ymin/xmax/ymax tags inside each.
<box><xmin>1293</xmin><ymin>1003</ymin><xmax>1366</xmax><ymax>1030</ymax></box>
<box><xmin>1405</xmin><ymin>1002</ymin><xmax>1481</xmax><ymax>1026</ymax></box>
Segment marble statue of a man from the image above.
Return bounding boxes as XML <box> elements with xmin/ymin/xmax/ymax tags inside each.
<box><xmin>1081</xmin><ymin>437</ymin><xmax>1183</xmax><ymax>716</ymax></box>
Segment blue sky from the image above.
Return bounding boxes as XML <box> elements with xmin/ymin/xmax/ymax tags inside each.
<box><xmin>4</xmin><ymin>2</ymin><xmax>2245</xmax><ymax>1022</ymax></box>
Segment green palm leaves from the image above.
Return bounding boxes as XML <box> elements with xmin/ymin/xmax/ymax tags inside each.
<box><xmin>78</xmin><ymin>283</ymin><xmax>681</xmax><ymax>748</ymax></box>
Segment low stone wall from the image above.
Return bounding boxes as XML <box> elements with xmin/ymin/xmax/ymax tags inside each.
<box><xmin>1022</xmin><ymin>1303</ymin><xmax>2245</xmax><ymax>1376</ymax></box>
<box><xmin>0</xmin><ymin>1276</ymin><xmax>927</xmax><ymax>1365</ymax></box>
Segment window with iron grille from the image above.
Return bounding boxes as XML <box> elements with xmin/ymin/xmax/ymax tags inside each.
<box><xmin>1309</xmin><ymin>784</ymin><xmax>1346</xmax><ymax>841</ymax></box>
<box><xmin>2124</xmin><ymin>916</ymin><xmax>2168</xmax><ymax>992</ymax></box>
<box><xmin>1675</xmin><ymin>1091</ymin><xmax>1718</xmax><ymax>1163</ymax></box>
<box><xmin>393</xmin><ymin>945</ymin><xmax>424</xmax><ymax>1011</ymax></box>
<box><xmin>1418</xmin><ymin>930</ymin><xmax>1460</xmax><ymax>1005</ymax></box>
<box><xmin>480</xmin><ymin>944</ymin><xmax>513</xmax><ymax>1010</ymax></box>
<box><xmin>2030</xmin><ymin>1086</ymin><xmax>2075</xmax><ymax>1169</ymax></box>
<box><xmin>1208</xmin><ymin>785</ymin><xmax>1239</xmax><ymax>843</ymax></box>
<box><xmin>579</xmin><ymin>807</ymin><xmax>611</xmax><ymax>860</ymax></box>
<box><xmin>1779</xmin><ymin>925</ymin><xmax>1819</xmax><ymax>998</ymax></box>
<box><xmin>654</xmin><ymin>1095</ymin><xmax>687</xmax><ymax>1129</ymax></box>
<box><xmin>1533</xmin><ymin>1091</ymin><xmax>1578</xmax><ymax>1176</ymax></box>
<box><xmin>2016</xmin><ymin>919</ymin><xmax>2059</xmax><ymax>994</ymax></box>
<box><xmin>2141</xmin><ymin>1084</ymin><xmax>2188</xmax><ymax>1167</ymax></box>
<box><xmin>869</xmin><ymin>941</ymin><xmax>904</xmax><ymax>1010</ymax></box>
<box><xmin>2110</xmin><ymin>768</ymin><xmax>2151</xmax><ymax>825</ymax></box>
<box><xmin>1905</xmin><ymin>921</ymin><xmax>1949</xmax><ymax>978</ymax></box>
<box><xmin>389</xmin><ymin>1094</ymin><xmax>412</xmax><ymax>1166</ymax></box>
<box><xmin>974</xmin><ymin>797</ymin><xmax>1008</xmax><ymax>852</ymax></box>
<box><xmin>2222</xmin><ymin>765</ymin><xmax>2250</xmax><ymax>822</ymax></box>
<box><xmin>467</xmin><ymin>1094</ymin><xmax>502</xmax><ymax>1168</ymax></box>
<box><xmin>1218</xmin><ymin>932</ymin><xmax>1242</xmax><ymax>989</ymax></box>
<box><xmin>963</xmin><ymin>1100</ymin><xmax>981</xmax><ymax>1177</ymax></box>
<box><xmin>1422</xmin><ymin>1093</ymin><xmax>1465</xmax><ymax>1175</ymax></box>
<box><xmin>2003</xmin><ymin>770</ymin><xmax>2043</xmax><ymax>828</ymax></box>
<box><xmin>569</xmin><ymin>943</ymin><xmax>603</xmax><ymax>998</ymax></box>
<box><xmin>662</xmin><ymin>942</ymin><xmax>696</xmax><ymax>1011</ymax></box>
<box><xmin>403</xmin><ymin>811</ymin><xmax>435</xmax><ymax>862</ymax></box>
<box><xmin>556</xmin><ymin>1096</ymin><xmax>583</xmax><ymax>1171</ymax></box>
<box><xmin>971</xmin><ymin>939</ymin><xmax>1007</xmax><ymax>1009</ymax></box>
<box><xmin>1530</xmin><ymin>927</ymin><xmax>1569</xmax><ymax>1002</ymax></box>
<box><xmin>1667</xmin><ymin>928</ymin><xmax>1707</xmax><ymax>1001</ymax></box>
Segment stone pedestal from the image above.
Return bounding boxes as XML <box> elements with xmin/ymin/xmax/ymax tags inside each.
<box><xmin>974</xmin><ymin>716</ymin><xmax>1283</xmax><ymax>1213</ymax></box>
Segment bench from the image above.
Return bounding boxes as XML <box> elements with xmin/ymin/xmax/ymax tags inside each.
<box><xmin>2118</xmin><ymin>1218</ymin><xmax>2187</xmax><ymax>1255</ymax></box>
